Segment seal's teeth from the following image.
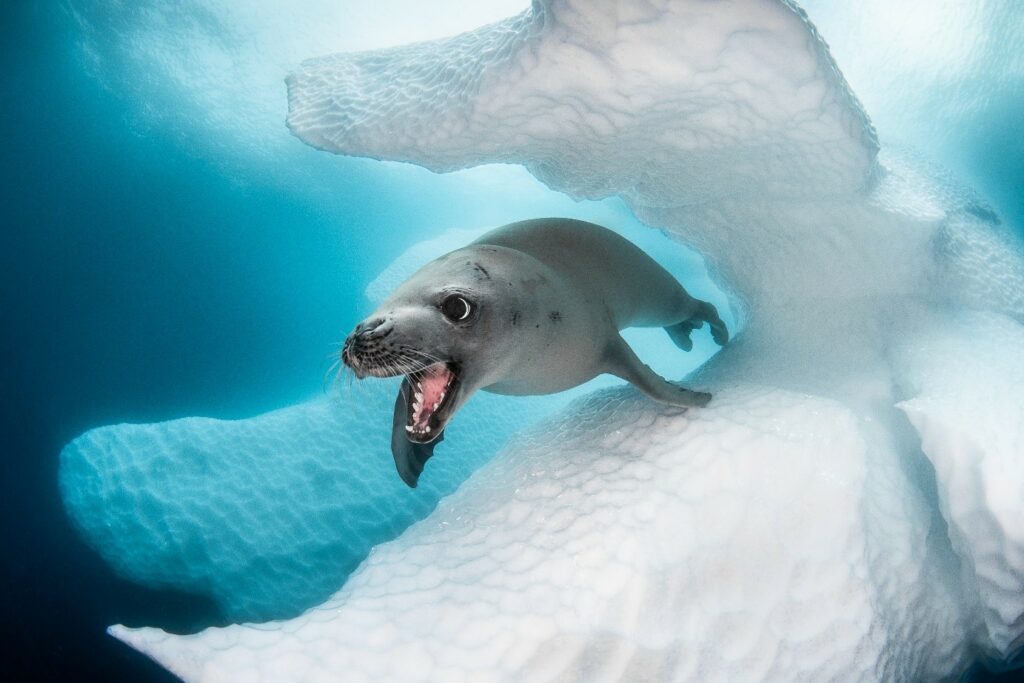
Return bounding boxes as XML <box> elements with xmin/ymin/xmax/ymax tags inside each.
<box><xmin>425</xmin><ymin>425</ymin><xmax>432</xmax><ymax>433</ymax></box>
<box><xmin>404</xmin><ymin>425</ymin><xmax>413</xmax><ymax>433</ymax></box>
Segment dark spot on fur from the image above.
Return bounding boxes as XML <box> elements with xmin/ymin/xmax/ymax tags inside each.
<box><xmin>535</xmin><ymin>324</ymin><xmax>540</xmax><ymax>328</ymax></box>
<box><xmin>548</xmin><ymin>311</ymin><xmax>561</xmax><ymax>322</ymax></box>
<box><xmin>473</xmin><ymin>262</ymin><xmax>491</xmax><ymax>280</ymax></box>
<box><xmin>511</xmin><ymin>311</ymin><xmax>520</xmax><ymax>325</ymax></box>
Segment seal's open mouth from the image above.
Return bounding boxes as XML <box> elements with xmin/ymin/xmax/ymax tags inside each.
<box><xmin>402</xmin><ymin>363</ymin><xmax>460</xmax><ymax>443</ymax></box>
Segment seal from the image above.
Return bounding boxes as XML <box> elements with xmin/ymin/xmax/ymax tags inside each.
<box><xmin>342</xmin><ymin>218</ymin><xmax>728</xmax><ymax>487</ymax></box>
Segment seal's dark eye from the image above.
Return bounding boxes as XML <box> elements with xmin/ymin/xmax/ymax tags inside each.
<box><xmin>440</xmin><ymin>295</ymin><xmax>473</xmax><ymax>322</ymax></box>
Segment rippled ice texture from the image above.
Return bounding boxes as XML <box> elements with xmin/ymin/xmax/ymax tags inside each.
<box><xmin>62</xmin><ymin>0</ymin><xmax>1024</xmax><ymax>680</ymax></box>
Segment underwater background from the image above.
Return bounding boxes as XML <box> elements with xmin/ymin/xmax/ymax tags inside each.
<box><xmin>1</xmin><ymin>0</ymin><xmax>1022</xmax><ymax>680</ymax></box>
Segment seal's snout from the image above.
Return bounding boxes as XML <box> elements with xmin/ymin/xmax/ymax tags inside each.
<box><xmin>342</xmin><ymin>316</ymin><xmax>396</xmax><ymax>378</ymax></box>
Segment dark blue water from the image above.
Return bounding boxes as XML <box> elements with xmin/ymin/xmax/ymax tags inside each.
<box><xmin>3</xmin><ymin>1</ymin><xmax>1022</xmax><ymax>680</ymax></box>
<box><xmin>1</xmin><ymin>2</ymin><xmax>374</xmax><ymax>679</ymax></box>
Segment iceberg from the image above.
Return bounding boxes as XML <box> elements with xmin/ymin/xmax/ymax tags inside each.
<box><xmin>79</xmin><ymin>0</ymin><xmax>1024</xmax><ymax>679</ymax></box>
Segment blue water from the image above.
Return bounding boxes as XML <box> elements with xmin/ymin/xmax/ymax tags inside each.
<box><xmin>2</xmin><ymin>0</ymin><xmax>1022</xmax><ymax>680</ymax></box>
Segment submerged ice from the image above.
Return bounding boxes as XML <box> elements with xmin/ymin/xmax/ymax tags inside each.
<box><xmin>60</xmin><ymin>388</ymin><xmax>545</xmax><ymax>621</ymax></box>
<box><xmin>61</xmin><ymin>0</ymin><xmax>1024</xmax><ymax>680</ymax></box>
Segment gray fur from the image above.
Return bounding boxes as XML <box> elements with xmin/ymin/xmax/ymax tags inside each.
<box><xmin>343</xmin><ymin>218</ymin><xmax>728</xmax><ymax>486</ymax></box>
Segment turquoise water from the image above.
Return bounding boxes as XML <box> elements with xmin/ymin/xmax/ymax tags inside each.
<box><xmin>2</xmin><ymin>1</ymin><xmax>1022</xmax><ymax>680</ymax></box>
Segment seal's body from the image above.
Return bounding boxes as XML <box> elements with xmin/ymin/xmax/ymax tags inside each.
<box><xmin>343</xmin><ymin>218</ymin><xmax>728</xmax><ymax>486</ymax></box>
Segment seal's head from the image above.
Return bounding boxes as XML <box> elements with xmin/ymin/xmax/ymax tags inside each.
<box><xmin>342</xmin><ymin>247</ymin><xmax>525</xmax><ymax>450</ymax></box>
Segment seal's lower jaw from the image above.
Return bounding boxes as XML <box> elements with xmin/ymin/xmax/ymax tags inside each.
<box><xmin>403</xmin><ymin>363</ymin><xmax>460</xmax><ymax>444</ymax></box>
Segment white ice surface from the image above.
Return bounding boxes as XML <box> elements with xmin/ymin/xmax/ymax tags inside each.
<box><xmin>894</xmin><ymin>312</ymin><xmax>1024</xmax><ymax>659</ymax></box>
<box><xmin>101</xmin><ymin>0</ymin><xmax>1024</xmax><ymax>679</ymax></box>
<box><xmin>111</xmin><ymin>385</ymin><xmax>968</xmax><ymax>682</ymax></box>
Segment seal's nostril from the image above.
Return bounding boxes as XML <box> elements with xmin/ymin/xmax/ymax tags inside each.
<box><xmin>357</xmin><ymin>317</ymin><xmax>391</xmax><ymax>340</ymax></box>
<box><xmin>371</xmin><ymin>324</ymin><xmax>393</xmax><ymax>340</ymax></box>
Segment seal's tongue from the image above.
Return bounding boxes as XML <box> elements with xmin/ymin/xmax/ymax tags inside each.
<box><xmin>407</xmin><ymin>363</ymin><xmax>455</xmax><ymax>438</ymax></box>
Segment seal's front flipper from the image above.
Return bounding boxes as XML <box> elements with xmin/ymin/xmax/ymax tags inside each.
<box><xmin>391</xmin><ymin>380</ymin><xmax>445</xmax><ymax>488</ymax></box>
<box><xmin>666</xmin><ymin>300</ymin><xmax>729</xmax><ymax>350</ymax></box>
<box><xmin>606</xmin><ymin>335</ymin><xmax>711</xmax><ymax>408</ymax></box>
